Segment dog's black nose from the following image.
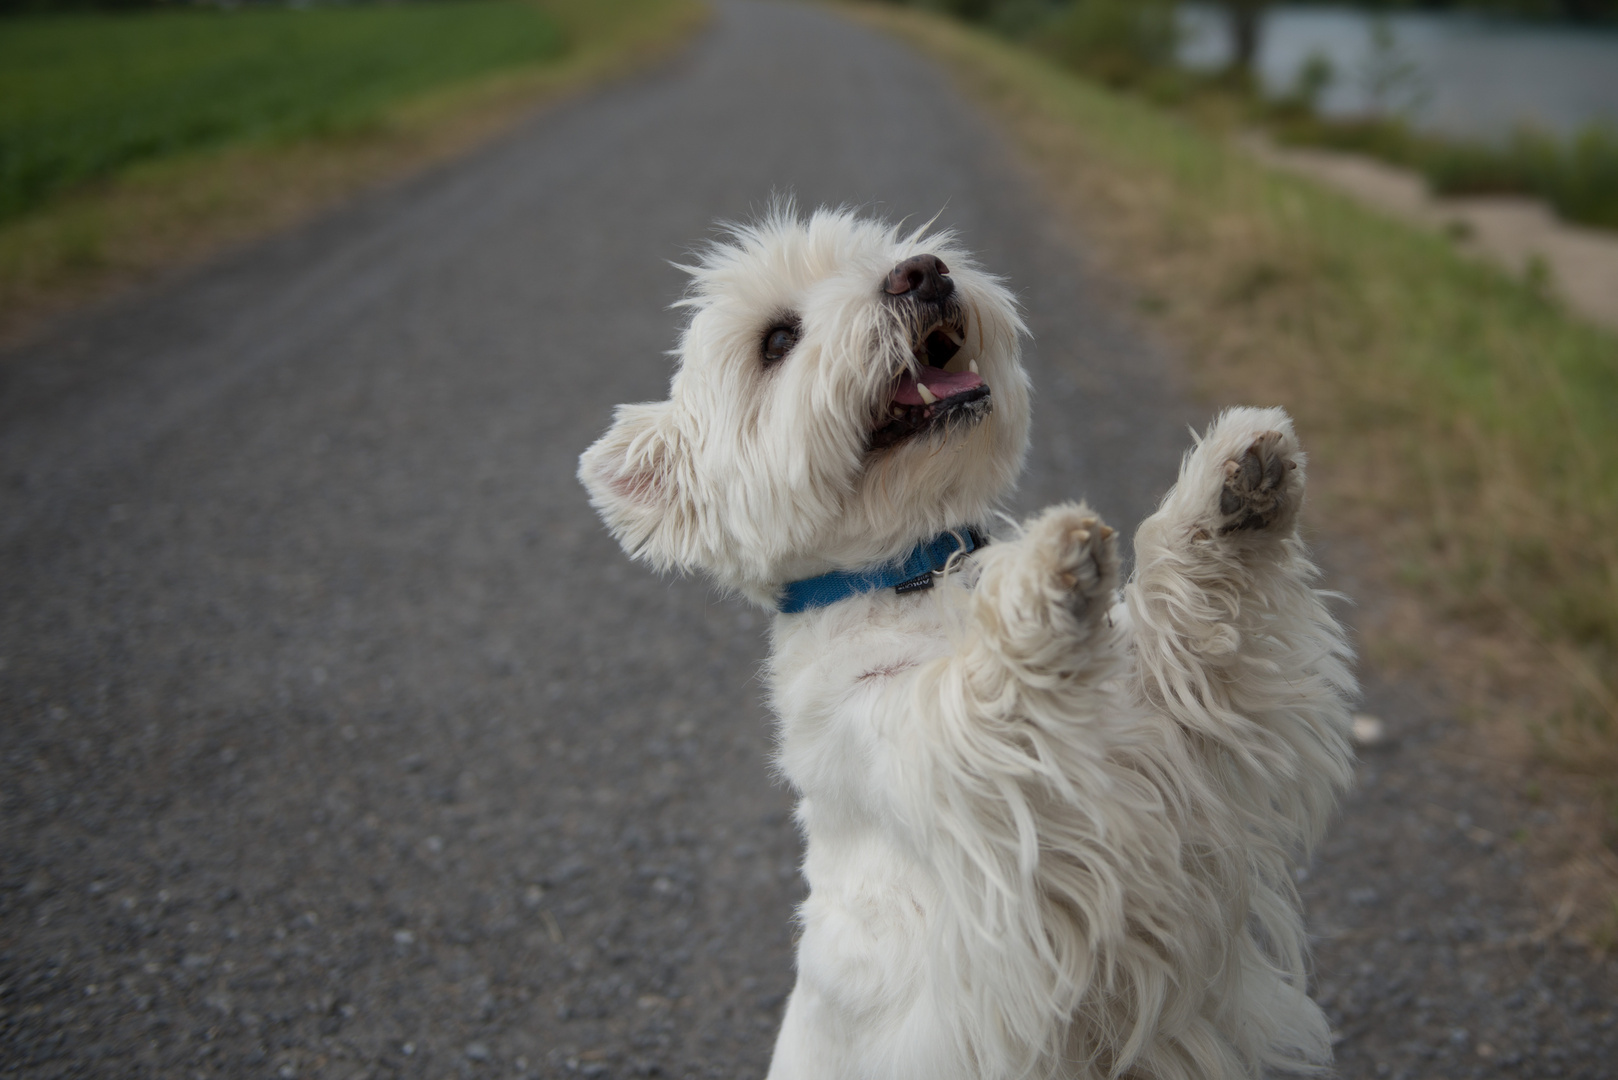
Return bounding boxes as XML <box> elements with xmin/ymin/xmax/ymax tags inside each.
<box><xmin>883</xmin><ymin>254</ymin><xmax>953</xmax><ymax>303</ymax></box>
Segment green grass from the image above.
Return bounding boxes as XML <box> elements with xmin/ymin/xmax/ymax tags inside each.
<box><xmin>0</xmin><ymin>1</ymin><xmax>566</xmax><ymax>224</ymax></box>
<box><xmin>0</xmin><ymin>0</ymin><xmax>705</xmax><ymax>344</ymax></box>
<box><xmin>864</xmin><ymin>5</ymin><xmax>1618</xmax><ymax>755</ymax></box>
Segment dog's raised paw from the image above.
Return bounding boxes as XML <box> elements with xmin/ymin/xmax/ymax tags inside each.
<box><xmin>1216</xmin><ymin>431</ymin><xmax>1298</xmax><ymax>535</ymax></box>
<box><xmin>1030</xmin><ymin>505</ymin><xmax>1119</xmax><ymax>616</ymax></box>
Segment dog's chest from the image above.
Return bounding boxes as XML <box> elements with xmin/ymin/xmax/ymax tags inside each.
<box><xmin>766</xmin><ymin>587</ymin><xmax>965</xmax><ymax>809</ymax></box>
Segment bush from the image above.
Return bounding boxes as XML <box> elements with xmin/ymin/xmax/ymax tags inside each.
<box><xmin>1425</xmin><ymin>126</ymin><xmax>1618</xmax><ymax>231</ymax></box>
<box><xmin>1271</xmin><ymin>112</ymin><xmax>1421</xmax><ymax>166</ymax></box>
<box><xmin>1273</xmin><ymin>112</ymin><xmax>1618</xmax><ymax>232</ymax></box>
<box><xmin>1037</xmin><ymin>0</ymin><xmax>1177</xmax><ymax>90</ymax></box>
<box><xmin>902</xmin><ymin>0</ymin><xmax>1013</xmax><ymax>23</ymax></box>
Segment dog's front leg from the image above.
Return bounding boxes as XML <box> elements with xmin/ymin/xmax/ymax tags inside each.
<box><xmin>849</xmin><ymin>503</ymin><xmax>1129</xmax><ymax>843</ymax></box>
<box><xmin>1126</xmin><ymin>406</ymin><xmax>1355</xmax><ymax>854</ymax></box>
<box><xmin>966</xmin><ymin>502</ymin><xmax>1123</xmax><ymax>683</ymax></box>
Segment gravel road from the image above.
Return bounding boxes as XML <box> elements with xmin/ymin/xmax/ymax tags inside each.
<box><xmin>1</xmin><ymin>3</ymin><xmax>1611</xmax><ymax>1079</ymax></box>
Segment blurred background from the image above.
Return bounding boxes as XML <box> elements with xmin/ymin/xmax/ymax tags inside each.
<box><xmin>2</xmin><ymin>1</ymin><xmax>1615</xmax><ymax>1078</ymax></box>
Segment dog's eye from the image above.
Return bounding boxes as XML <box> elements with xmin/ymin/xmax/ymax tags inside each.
<box><xmin>762</xmin><ymin>323</ymin><xmax>799</xmax><ymax>364</ymax></box>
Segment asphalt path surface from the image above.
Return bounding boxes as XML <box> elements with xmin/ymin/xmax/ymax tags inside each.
<box><xmin>2</xmin><ymin>4</ymin><xmax>1612</xmax><ymax>1079</ymax></box>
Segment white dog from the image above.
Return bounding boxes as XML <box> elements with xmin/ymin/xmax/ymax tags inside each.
<box><xmin>578</xmin><ymin>206</ymin><xmax>1355</xmax><ymax>1079</ymax></box>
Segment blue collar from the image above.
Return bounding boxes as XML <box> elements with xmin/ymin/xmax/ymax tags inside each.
<box><xmin>777</xmin><ymin>529</ymin><xmax>984</xmax><ymax>615</ymax></box>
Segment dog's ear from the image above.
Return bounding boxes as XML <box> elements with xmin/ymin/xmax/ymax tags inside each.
<box><xmin>578</xmin><ymin>401</ymin><xmax>698</xmax><ymax>573</ymax></box>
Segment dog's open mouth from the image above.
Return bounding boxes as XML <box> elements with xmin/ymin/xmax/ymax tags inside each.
<box><xmin>869</xmin><ymin>318</ymin><xmax>991</xmax><ymax>451</ymax></box>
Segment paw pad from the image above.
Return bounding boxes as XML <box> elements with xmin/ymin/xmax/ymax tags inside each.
<box><xmin>1057</xmin><ymin>524</ymin><xmax>1114</xmax><ymax>587</ymax></box>
<box><xmin>1046</xmin><ymin>516</ymin><xmax>1116</xmax><ymax>612</ymax></box>
<box><xmin>1217</xmin><ymin>431</ymin><xmax>1296</xmax><ymax>534</ymax></box>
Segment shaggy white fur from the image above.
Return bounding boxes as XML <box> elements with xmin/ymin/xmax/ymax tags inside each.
<box><xmin>579</xmin><ymin>205</ymin><xmax>1355</xmax><ymax>1079</ymax></box>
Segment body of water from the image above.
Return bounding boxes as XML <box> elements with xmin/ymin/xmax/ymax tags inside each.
<box><xmin>1179</xmin><ymin>3</ymin><xmax>1618</xmax><ymax>139</ymax></box>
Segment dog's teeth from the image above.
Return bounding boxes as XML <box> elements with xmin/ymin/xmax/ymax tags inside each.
<box><xmin>916</xmin><ymin>383</ymin><xmax>938</xmax><ymax>406</ymax></box>
<box><xmin>945</xmin><ymin>328</ymin><xmax>964</xmax><ymax>346</ymax></box>
<box><xmin>890</xmin><ymin>405</ymin><xmax>905</xmax><ymax>418</ymax></box>
<box><xmin>968</xmin><ymin>358</ymin><xmax>979</xmax><ymax>375</ymax></box>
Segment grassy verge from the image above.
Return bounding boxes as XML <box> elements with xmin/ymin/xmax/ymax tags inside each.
<box><xmin>0</xmin><ymin>0</ymin><xmax>708</xmax><ymax>346</ymax></box>
<box><xmin>851</xmin><ymin>5</ymin><xmax>1618</xmax><ymax>933</ymax></box>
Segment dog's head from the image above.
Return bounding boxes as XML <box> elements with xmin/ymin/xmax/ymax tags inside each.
<box><xmin>578</xmin><ymin>206</ymin><xmax>1030</xmax><ymax>606</ymax></box>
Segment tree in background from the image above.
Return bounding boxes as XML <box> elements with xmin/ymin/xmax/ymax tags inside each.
<box><xmin>881</xmin><ymin>0</ymin><xmax>1617</xmax><ymax>33</ymax></box>
<box><xmin>1564</xmin><ymin>0</ymin><xmax>1618</xmax><ymax>19</ymax></box>
<box><xmin>915</xmin><ymin>0</ymin><xmax>1002</xmax><ymax>21</ymax></box>
<box><xmin>1221</xmin><ymin>0</ymin><xmax>1270</xmax><ymax>83</ymax></box>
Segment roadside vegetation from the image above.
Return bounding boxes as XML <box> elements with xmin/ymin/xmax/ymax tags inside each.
<box><xmin>0</xmin><ymin>0</ymin><xmax>707</xmax><ymax>343</ymax></box>
<box><xmin>1268</xmin><ymin>114</ymin><xmax>1618</xmax><ymax>231</ymax></box>
<box><xmin>857</xmin><ymin>2</ymin><xmax>1618</xmax><ymax>932</ymax></box>
<box><xmin>935</xmin><ymin>0</ymin><xmax>1618</xmax><ymax>232</ymax></box>
<box><xmin>1254</xmin><ymin>21</ymin><xmax>1618</xmax><ymax>235</ymax></box>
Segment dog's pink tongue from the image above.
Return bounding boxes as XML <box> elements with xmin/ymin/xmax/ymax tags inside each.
<box><xmin>892</xmin><ymin>368</ymin><xmax>983</xmax><ymax>406</ymax></box>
